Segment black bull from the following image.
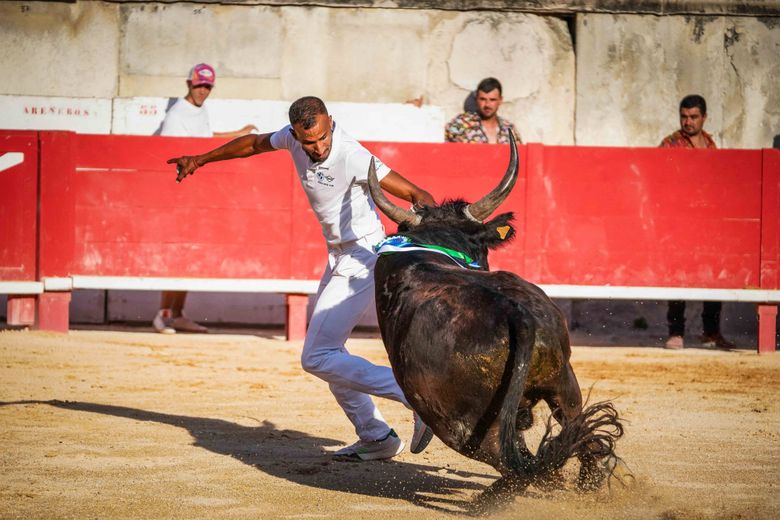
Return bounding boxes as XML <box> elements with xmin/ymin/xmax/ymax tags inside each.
<box><xmin>368</xmin><ymin>133</ymin><xmax>629</xmax><ymax>494</ymax></box>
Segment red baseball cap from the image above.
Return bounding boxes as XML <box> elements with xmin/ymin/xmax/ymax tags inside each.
<box><xmin>188</xmin><ymin>63</ymin><xmax>216</xmax><ymax>87</ymax></box>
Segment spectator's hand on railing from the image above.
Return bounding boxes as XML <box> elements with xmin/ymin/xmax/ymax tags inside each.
<box><xmin>239</xmin><ymin>124</ymin><xmax>258</xmax><ymax>136</ymax></box>
<box><xmin>168</xmin><ymin>156</ymin><xmax>201</xmax><ymax>183</ymax></box>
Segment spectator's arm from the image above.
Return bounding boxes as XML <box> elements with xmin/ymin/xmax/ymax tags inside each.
<box><xmin>213</xmin><ymin>124</ymin><xmax>259</xmax><ymax>139</ymax></box>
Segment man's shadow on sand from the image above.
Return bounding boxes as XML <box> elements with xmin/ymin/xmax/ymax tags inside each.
<box><xmin>2</xmin><ymin>399</ymin><xmax>494</xmax><ymax>514</ymax></box>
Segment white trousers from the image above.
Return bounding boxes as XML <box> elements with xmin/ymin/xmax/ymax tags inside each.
<box><xmin>301</xmin><ymin>229</ymin><xmax>409</xmax><ymax>442</ymax></box>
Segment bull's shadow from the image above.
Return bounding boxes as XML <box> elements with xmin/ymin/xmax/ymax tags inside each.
<box><xmin>1</xmin><ymin>399</ymin><xmax>493</xmax><ymax>514</ymax></box>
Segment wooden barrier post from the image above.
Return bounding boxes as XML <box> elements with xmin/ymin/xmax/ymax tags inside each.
<box><xmin>759</xmin><ymin>150</ymin><xmax>780</xmax><ymax>353</ymax></box>
<box><xmin>286</xmin><ymin>294</ymin><xmax>309</xmax><ymax>341</ymax></box>
<box><xmin>35</xmin><ymin>132</ymin><xmax>76</xmax><ymax>333</ymax></box>
<box><xmin>7</xmin><ymin>295</ymin><xmax>36</xmax><ymax>326</ymax></box>
<box><xmin>757</xmin><ymin>305</ymin><xmax>778</xmax><ymax>354</ymax></box>
<box><xmin>35</xmin><ymin>292</ymin><xmax>71</xmax><ymax>333</ymax></box>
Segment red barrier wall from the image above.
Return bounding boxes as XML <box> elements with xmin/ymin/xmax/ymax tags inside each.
<box><xmin>522</xmin><ymin>145</ymin><xmax>763</xmax><ymax>288</ymax></box>
<box><xmin>761</xmin><ymin>149</ymin><xmax>780</xmax><ymax>290</ymax></box>
<box><xmin>1</xmin><ymin>131</ymin><xmax>778</xmax><ymax>347</ymax></box>
<box><xmin>7</xmin><ymin>131</ymin><xmax>779</xmax><ymax>290</ymax></box>
<box><xmin>66</xmin><ymin>134</ymin><xmax>323</xmax><ymax>280</ymax></box>
<box><xmin>0</xmin><ymin>131</ymin><xmax>38</xmax><ymax>282</ymax></box>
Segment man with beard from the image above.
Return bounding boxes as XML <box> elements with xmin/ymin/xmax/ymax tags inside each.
<box><xmin>167</xmin><ymin>96</ymin><xmax>435</xmax><ymax>460</ymax></box>
<box><xmin>445</xmin><ymin>77</ymin><xmax>521</xmax><ymax>144</ymax></box>
<box><xmin>660</xmin><ymin>94</ymin><xmax>717</xmax><ymax>149</ymax></box>
<box><xmin>660</xmin><ymin>94</ymin><xmax>734</xmax><ymax>351</ymax></box>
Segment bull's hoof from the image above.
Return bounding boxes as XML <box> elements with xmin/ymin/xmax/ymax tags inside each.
<box><xmin>576</xmin><ymin>467</ymin><xmax>605</xmax><ymax>492</ymax></box>
<box><xmin>468</xmin><ymin>477</ymin><xmax>528</xmax><ymax>516</ymax></box>
<box><xmin>531</xmin><ymin>469</ymin><xmax>566</xmax><ymax>492</ymax></box>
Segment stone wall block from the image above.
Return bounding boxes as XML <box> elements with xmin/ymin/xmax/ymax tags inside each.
<box><xmin>0</xmin><ymin>2</ymin><xmax>119</xmax><ymax>97</ymax></box>
<box><xmin>441</xmin><ymin>12</ymin><xmax>575</xmax><ymax>144</ymax></box>
<box><xmin>119</xmin><ymin>3</ymin><xmax>284</xmax><ymax>98</ymax></box>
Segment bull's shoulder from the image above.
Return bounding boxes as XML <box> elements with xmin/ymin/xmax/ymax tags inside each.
<box><xmin>488</xmin><ymin>270</ymin><xmax>566</xmax><ymax>324</ymax></box>
<box><xmin>488</xmin><ymin>270</ymin><xmax>546</xmax><ymax>296</ymax></box>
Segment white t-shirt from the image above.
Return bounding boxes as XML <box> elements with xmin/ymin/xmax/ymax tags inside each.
<box><xmin>270</xmin><ymin>121</ymin><xmax>391</xmax><ymax>245</ymax></box>
<box><xmin>160</xmin><ymin>98</ymin><xmax>213</xmax><ymax>137</ymax></box>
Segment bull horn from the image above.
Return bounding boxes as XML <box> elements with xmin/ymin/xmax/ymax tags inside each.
<box><xmin>367</xmin><ymin>157</ymin><xmax>422</xmax><ymax>226</ymax></box>
<box><xmin>464</xmin><ymin>129</ymin><xmax>519</xmax><ymax>222</ymax></box>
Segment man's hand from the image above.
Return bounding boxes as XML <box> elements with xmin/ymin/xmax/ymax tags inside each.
<box><xmin>167</xmin><ymin>156</ymin><xmax>201</xmax><ymax>183</ymax></box>
<box><xmin>239</xmin><ymin>124</ymin><xmax>258</xmax><ymax>136</ymax></box>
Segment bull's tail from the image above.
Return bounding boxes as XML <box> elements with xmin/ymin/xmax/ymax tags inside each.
<box><xmin>526</xmin><ymin>400</ymin><xmax>623</xmax><ymax>482</ymax></box>
<box><xmin>497</xmin><ymin>306</ymin><xmax>624</xmax><ymax>487</ymax></box>
<box><xmin>495</xmin><ymin>304</ymin><xmax>536</xmax><ymax>478</ymax></box>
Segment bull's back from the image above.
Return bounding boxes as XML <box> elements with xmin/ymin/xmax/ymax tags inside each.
<box><xmin>375</xmin><ymin>258</ymin><xmax>535</xmax><ymax>447</ymax></box>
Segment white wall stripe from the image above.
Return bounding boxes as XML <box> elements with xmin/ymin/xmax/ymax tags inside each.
<box><xmin>0</xmin><ymin>282</ymin><xmax>43</xmax><ymax>294</ymax></box>
<box><xmin>0</xmin><ymin>152</ymin><xmax>24</xmax><ymax>173</ymax></box>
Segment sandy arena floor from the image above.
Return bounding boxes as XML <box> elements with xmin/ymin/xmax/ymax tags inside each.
<box><xmin>1</xmin><ymin>328</ymin><xmax>778</xmax><ymax>519</ymax></box>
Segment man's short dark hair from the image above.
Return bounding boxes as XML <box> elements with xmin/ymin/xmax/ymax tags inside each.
<box><xmin>477</xmin><ymin>77</ymin><xmax>502</xmax><ymax>96</ymax></box>
<box><xmin>289</xmin><ymin>96</ymin><xmax>328</xmax><ymax>129</ymax></box>
<box><xmin>680</xmin><ymin>94</ymin><xmax>707</xmax><ymax>115</ymax></box>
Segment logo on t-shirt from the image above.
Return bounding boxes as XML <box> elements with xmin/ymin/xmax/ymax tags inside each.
<box><xmin>314</xmin><ymin>167</ymin><xmax>335</xmax><ymax>187</ymax></box>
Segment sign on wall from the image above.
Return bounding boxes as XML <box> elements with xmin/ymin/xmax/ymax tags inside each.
<box><xmin>1</xmin><ymin>95</ymin><xmax>446</xmax><ymax>143</ymax></box>
<box><xmin>112</xmin><ymin>97</ymin><xmax>445</xmax><ymax>142</ymax></box>
<box><xmin>0</xmin><ymin>95</ymin><xmax>112</xmax><ymax>134</ymax></box>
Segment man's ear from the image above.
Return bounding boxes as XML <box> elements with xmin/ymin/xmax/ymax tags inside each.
<box><xmin>289</xmin><ymin>127</ymin><xmax>298</xmax><ymax>140</ymax></box>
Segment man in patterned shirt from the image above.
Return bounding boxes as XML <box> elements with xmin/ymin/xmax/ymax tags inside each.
<box><xmin>660</xmin><ymin>94</ymin><xmax>734</xmax><ymax>351</ymax></box>
<box><xmin>445</xmin><ymin>77</ymin><xmax>521</xmax><ymax>144</ymax></box>
<box><xmin>659</xmin><ymin>94</ymin><xmax>717</xmax><ymax>149</ymax></box>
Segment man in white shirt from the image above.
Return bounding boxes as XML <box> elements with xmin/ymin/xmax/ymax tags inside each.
<box><xmin>167</xmin><ymin>96</ymin><xmax>435</xmax><ymax>460</ymax></box>
<box><xmin>154</xmin><ymin>63</ymin><xmax>257</xmax><ymax>334</ymax></box>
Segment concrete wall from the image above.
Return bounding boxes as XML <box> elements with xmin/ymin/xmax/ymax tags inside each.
<box><xmin>3</xmin><ymin>3</ymin><xmax>777</xmax><ymax>147</ymax></box>
<box><xmin>576</xmin><ymin>14</ymin><xmax>780</xmax><ymax>148</ymax></box>
<box><xmin>3</xmin><ymin>2</ymin><xmax>777</xmax><ymax>147</ymax></box>
<box><xmin>1</xmin><ymin>1</ymin><xmax>575</xmax><ymax>144</ymax></box>
<box><xmin>0</xmin><ymin>2</ymin><xmax>120</xmax><ymax>98</ymax></box>
<box><xmin>118</xmin><ymin>5</ymin><xmax>575</xmax><ymax>144</ymax></box>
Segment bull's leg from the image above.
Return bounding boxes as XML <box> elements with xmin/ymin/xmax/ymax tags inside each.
<box><xmin>515</xmin><ymin>397</ymin><xmax>537</xmax><ymax>431</ymax></box>
<box><xmin>542</xmin><ymin>364</ymin><xmax>605</xmax><ymax>491</ymax></box>
<box><xmin>469</xmin><ymin>476</ymin><xmax>530</xmax><ymax>515</ymax></box>
<box><xmin>544</xmin><ymin>365</ymin><xmax>634</xmax><ymax>491</ymax></box>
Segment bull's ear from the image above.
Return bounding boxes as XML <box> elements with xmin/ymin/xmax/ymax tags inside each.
<box><xmin>483</xmin><ymin>212</ymin><xmax>515</xmax><ymax>246</ymax></box>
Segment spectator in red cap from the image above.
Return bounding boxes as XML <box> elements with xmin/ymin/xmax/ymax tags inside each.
<box><xmin>153</xmin><ymin>63</ymin><xmax>258</xmax><ymax>334</ymax></box>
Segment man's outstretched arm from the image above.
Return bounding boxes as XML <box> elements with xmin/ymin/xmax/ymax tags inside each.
<box><xmin>167</xmin><ymin>132</ymin><xmax>276</xmax><ymax>183</ymax></box>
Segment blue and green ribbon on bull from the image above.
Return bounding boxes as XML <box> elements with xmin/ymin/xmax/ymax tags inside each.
<box><xmin>373</xmin><ymin>235</ymin><xmax>481</xmax><ymax>270</ymax></box>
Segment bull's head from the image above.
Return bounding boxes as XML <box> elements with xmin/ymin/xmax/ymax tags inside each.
<box><xmin>368</xmin><ymin>131</ymin><xmax>519</xmax><ymax>270</ymax></box>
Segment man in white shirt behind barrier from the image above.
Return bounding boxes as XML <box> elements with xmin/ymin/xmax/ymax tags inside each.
<box><xmin>167</xmin><ymin>96</ymin><xmax>435</xmax><ymax>460</ymax></box>
<box><xmin>154</xmin><ymin>63</ymin><xmax>257</xmax><ymax>335</ymax></box>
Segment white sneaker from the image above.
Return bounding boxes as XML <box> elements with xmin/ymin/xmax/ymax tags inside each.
<box><xmin>332</xmin><ymin>429</ymin><xmax>404</xmax><ymax>461</ymax></box>
<box><xmin>153</xmin><ymin>309</ymin><xmax>175</xmax><ymax>334</ymax></box>
<box><xmin>410</xmin><ymin>411</ymin><xmax>434</xmax><ymax>454</ymax></box>
<box><xmin>664</xmin><ymin>335</ymin><xmax>684</xmax><ymax>350</ymax></box>
<box><xmin>168</xmin><ymin>314</ymin><xmax>208</xmax><ymax>333</ymax></box>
